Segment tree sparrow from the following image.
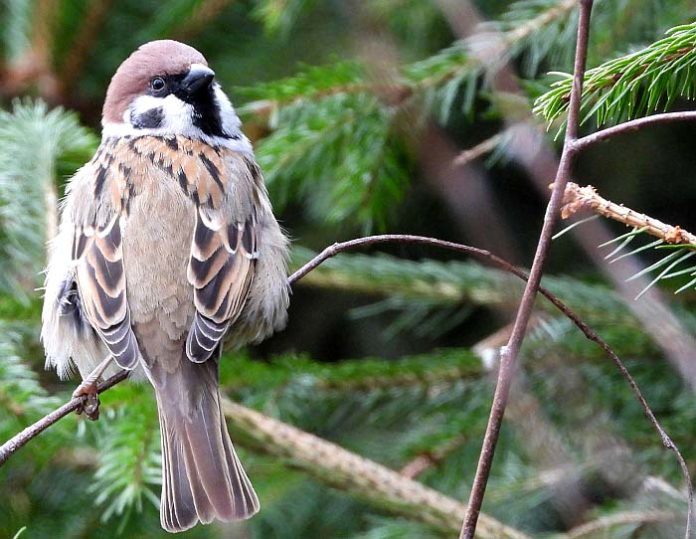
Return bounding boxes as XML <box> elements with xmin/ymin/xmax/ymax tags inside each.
<box><xmin>41</xmin><ymin>40</ymin><xmax>290</xmax><ymax>532</ymax></box>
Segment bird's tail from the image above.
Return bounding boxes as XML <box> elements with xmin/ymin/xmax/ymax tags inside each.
<box><xmin>147</xmin><ymin>357</ymin><xmax>259</xmax><ymax>533</ymax></box>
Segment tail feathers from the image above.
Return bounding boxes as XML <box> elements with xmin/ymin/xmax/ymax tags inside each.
<box><xmin>156</xmin><ymin>376</ymin><xmax>259</xmax><ymax>532</ymax></box>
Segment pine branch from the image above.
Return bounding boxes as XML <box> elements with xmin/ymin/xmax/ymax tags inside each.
<box><xmin>452</xmin><ymin>133</ymin><xmax>505</xmax><ymax>168</ymax></box>
<box><xmin>534</xmin><ymin>21</ymin><xmax>696</xmax><ymax>126</ymax></box>
<box><xmin>252</xmin><ymin>0</ymin><xmax>313</xmax><ymax>37</ymax></box>
<box><xmin>221</xmin><ymin>398</ymin><xmax>529</xmax><ymax>539</ymax></box>
<box><xmin>290</xmin><ymin>246</ymin><xmax>680</xmax><ymax>355</ymax></box>
<box><xmin>559</xmin><ymin>182</ymin><xmax>696</xmax><ymax>296</ymax></box>
<box><xmin>244</xmin><ymin>0</ymin><xmax>577</xmax><ymax>120</ymax></box>
<box><xmin>0</xmin><ymin>100</ymin><xmax>97</xmax><ymax>297</ymax></box>
<box><xmin>561</xmin><ymin>182</ymin><xmax>696</xmax><ymax>246</ymax></box>
<box><xmin>567</xmin><ymin>510</ymin><xmax>678</xmax><ymax>538</ymax></box>
<box><xmin>1</xmin><ymin>235</ymin><xmax>691</xmax><ymax>538</ymax></box>
<box><xmin>91</xmin><ymin>396</ymin><xmax>161</xmax><ymax>524</ymax></box>
<box><xmin>221</xmin><ymin>350</ymin><xmax>483</xmax><ymax>395</ymax></box>
<box><xmin>0</xmin><ymin>370</ymin><xmax>127</xmax><ymax>467</ymax></box>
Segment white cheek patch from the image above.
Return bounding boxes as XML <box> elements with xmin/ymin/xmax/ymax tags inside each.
<box><xmin>101</xmin><ymin>88</ymin><xmax>253</xmax><ymax>154</ymax></box>
<box><xmin>127</xmin><ymin>94</ymin><xmax>195</xmax><ymax>132</ymax></box>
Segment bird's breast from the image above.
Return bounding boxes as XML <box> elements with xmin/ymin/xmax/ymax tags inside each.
<box><xmin>120</xmin><ymin>166</ymin><xmax>196</xmax><ymax>347</ymax></box>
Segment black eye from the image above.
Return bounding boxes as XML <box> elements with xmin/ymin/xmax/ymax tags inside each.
<box><xmin>151</xmin><ymin>77</ymin><xmax>166</xmax><ymax>92</ymax></box>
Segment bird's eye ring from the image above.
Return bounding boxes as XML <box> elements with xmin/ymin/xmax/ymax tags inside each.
<box><xmin>151</xmin><ymin>77</ymin><xmax>166</xmax><ymax>92</ymax></box>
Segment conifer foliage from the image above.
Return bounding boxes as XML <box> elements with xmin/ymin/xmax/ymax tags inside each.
<box><xmin>0</xmin><ymin>1</ymin><xmax>694</xmax><ymax>538</ymax></box>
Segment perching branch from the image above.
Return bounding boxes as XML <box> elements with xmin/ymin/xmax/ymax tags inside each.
<box><xmin>221</xmin><ymin>398</ymin><xmax>529</xmax><ymax>539</ymax></box>
<box><xmin>560</xmin><ymin>181</ymin><xmax>696</xmax><ymax>245</ymax></box>
<box><xmin>0</xmin><ymin>370</ymin><xmax>127</xmax><ymax>467</ymax></box>
<box><xmin>460</xmin><ymin>2</ymin><xmax>595</xmax><ymax>537</ymax></box>
<box><xmin>0</xmin><ymin>234</ymin><xmax>692</xmax><ymax>536</ymax></box>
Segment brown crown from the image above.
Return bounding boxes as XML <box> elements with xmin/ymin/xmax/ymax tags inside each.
<box><xmin>102</xmin><ymin>40</ymin><xmax>207</xmax><ymax>124</ymax></box>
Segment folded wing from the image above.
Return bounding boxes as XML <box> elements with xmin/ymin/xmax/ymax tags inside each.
<box><xmin>186</xmin><ymin>207</ymin><xmax>258</xmax><ymax>363</ymax></box>
<box><xmin>74</xmin><ymin>214</ymin><xmax>140</xmax><ymax>369</ymax></box>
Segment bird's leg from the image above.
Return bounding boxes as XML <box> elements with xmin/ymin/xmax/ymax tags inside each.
<box><xmin>73</xmin><ymin>356</ymin><xmax>113</xmax><ymax>421</ymax></box>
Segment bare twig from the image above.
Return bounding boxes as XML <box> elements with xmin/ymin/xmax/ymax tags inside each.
<box><xmin>567</xmin><ymin>510</ymin><xmax>678</xmax><ymax>538</ymax></box>
<box><xmin>460</xmin><ymin>2</ymin><xmax>595</xmax><ymax>537</ymax></box>
<box><xmin>452</xmin><ymin>133</ymin><xmax>504</xmax><ymax>168</ymax></box>
<box><xmin>572</xmin><ymin>111</ymin><xmax>696</xmax><ymax>154</ymax></box>
<box><xmin>1</xmin><ymin>234</ymin><xmax>691</xmax><ymax>536</ymax></box>
<box><xmin>560</xmin><ymin>182</ymin><xmax>696</xmax><ymax>245</ymax></box>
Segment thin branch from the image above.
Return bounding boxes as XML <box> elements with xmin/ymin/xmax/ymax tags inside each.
<box><xmin>560</xmin><ymin>182</ymin><xmax>696</xmax><ymax>245</ymax></box>
<box><xmin>460</xmin><ymin>2</ymin><xmax>595</xmax><ymax>537</ymax></box>
<box><xmin>567</xmin><ymin>510</ymin><xmax>678</xmax><ymax>538</ymax></box>
<box><xmin>221</xmin><ymin>398</ymin><xmax>528</xmax><ymax>539</ymax></box>
<box><xmin>0</xmin><ymin>370</ymin><xmax>128</xmax><ymax>467</ymax></box>
<box><xmin>1</xmin><ymin>234</ymin><xmax>691</xmax><ymax>536</ymax></box>
<box><xmin>452</xmin><ymin>133</ymin><xmax>503</xmax><ymax>168</ymax></box>
<box><xmin>503</xmin><ymin>0</ymin><xmax>576</xmax><ymax>44</ymax></box>
<box><xmin>572</xmin><ymin>111</ymin><xmax>696</xmax><ymax>153</ymax></box>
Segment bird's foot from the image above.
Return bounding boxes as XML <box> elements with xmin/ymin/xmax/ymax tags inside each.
<box><xmin>73</xmin><ymin>382</ymin><xmax>100</xmax><ymax>421</ymax></box>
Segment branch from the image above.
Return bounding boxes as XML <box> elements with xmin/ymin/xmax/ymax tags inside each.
<box><xmin>572</xmin><ymin>111</ymin><xmax>696</xmax><ymax>153</ymax></box>
<box><xmin>243</xmin><ymin>0</ymin><xmax>575</xmax><ymax>121</ymax></box>
<box><xmin>1</xmin><ymin>234</ymin><xmax>691</xmax><ymax>536</ymax></box>
<box><xmin>560</xmin><ymin>182</ymin><xmax>696</xmax><ymax>245</ymax></box>
<box><xmin>567</xmin><ymin>510</ymin><xmax>678</xmax><ymax>538</ymax></box>
<box><xmin>460</xmin><ymin>2</ymin><xmax>595</xmax><ymax>537</ymax></box>
<box><xmin>0</xmin><ymin>370</ymin><xmax>127</xmax><ymax>466</ymax></box>
<box><xmin>452</xmin><ymin>133</ymin><xmax>504</xmax><ymax>168</ymax></box>
<box><xmin>534</xmin><ymin>21</ymin><xmax>696</xmax><ymax>125</ymax></box>
<box><xmin>221</xmin><ymin>398</ymin><xmax>528</xmax><ymax>539</ymax></box>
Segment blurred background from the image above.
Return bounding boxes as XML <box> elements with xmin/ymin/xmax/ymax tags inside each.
<box><xmin>0</xmin><ymin>0</ymin><xmax>695</xmax><ymax>537</ymax></box>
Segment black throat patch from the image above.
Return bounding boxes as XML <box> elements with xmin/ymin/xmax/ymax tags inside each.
<box><xmin>186</xmin><ymin>87</ymin><xmax>228</xmax><ymax>138</ymax></box>
<box><xmin>139</xmin><ymin>73</ymin><xmax>231</xmax><ymax>138</ymax></box>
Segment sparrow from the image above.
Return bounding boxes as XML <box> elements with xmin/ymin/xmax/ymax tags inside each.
<box><xmin>40</xmin><ymin>40</ymin><xmax>290</xmax><ymax>532</ymax></box>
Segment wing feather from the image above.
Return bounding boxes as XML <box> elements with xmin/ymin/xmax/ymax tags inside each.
<box><xmin>76</xmin><ymin>215</ymin><xmax>140</xmax><ymax>369</ymax></box>
<box><xmin>186</xmin><ymin>208</ymin><xmax>257</xmax><ymax>363</ymax></box>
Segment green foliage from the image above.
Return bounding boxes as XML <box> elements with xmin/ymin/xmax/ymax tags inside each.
<box><xmin>291</xmin><ymin>246</ymin><xmax>694</xmax><ymax>356</ymax></box>
<box><xmin>0</xmin><ymin>100</ymin><xmax>97</xmax><ymax>298</ymax></box>
<box><xmin>90</xmin><ymin>386</ymin><xmax>161</xmax><ymax>527</ymax></box>
<box><xmin>252</xmin><ymin>0</ymin><xmax>317</xmax><ymax>37</ymax></box>
<box><xmin>600</xmin><ymin>229</ymin><xmax>696</xmax><ymax>296</ymax></box>
<box><xmin>535</xmin><ymin>22</ymin><xmax>696</xmax><ymax>126</ymax></box>
<box><xmin>1</xmin><ymin>1</ymin><xmax>695</xmax><ymax>538</ymax></box>
<box><xmin>0</xmin><ymin>325</ymin><xmax>59</xmax><ymax>442</ymax></box>
<box><xmin>255</xmin><ymin>92</ymin><xmax>409</xmax><ymax>229</ymax></box>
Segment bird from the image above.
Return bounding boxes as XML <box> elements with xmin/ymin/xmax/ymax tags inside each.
<box><xmin>40</xmin><ymin>40</ymin><xmax>290</xmax><ymax>532</ymax></box>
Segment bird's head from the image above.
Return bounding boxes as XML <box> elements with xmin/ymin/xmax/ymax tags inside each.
<box><xmin>101</xmin><ymin>40</ymin><xmax>244</xmax><ymax>144</ymax></box>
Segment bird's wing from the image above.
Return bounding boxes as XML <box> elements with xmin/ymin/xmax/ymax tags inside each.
<box><xmin>185</xmin><ymin>150</ymin><xmax>260</xmax><ymax>363</ymax></box>
<box><xmin>71</xmin><ymin>147</ymin><xmax>140</xmax><ymax>370</ymax></box>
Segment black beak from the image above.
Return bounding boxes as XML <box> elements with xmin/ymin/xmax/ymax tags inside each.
<box><xmin>181</xmin><ymin>64</ymin><xmax>215</xmax><ymax>95</ymax></box>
